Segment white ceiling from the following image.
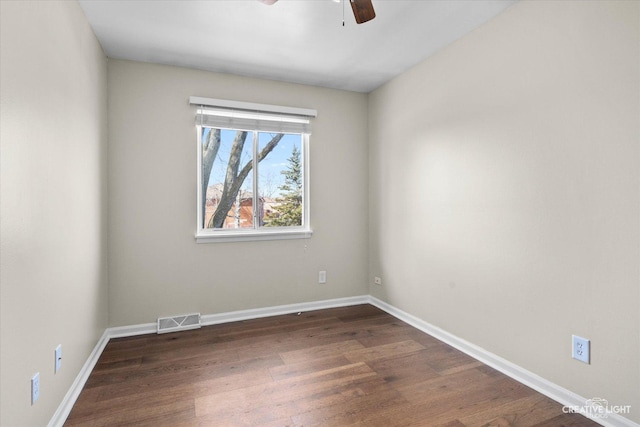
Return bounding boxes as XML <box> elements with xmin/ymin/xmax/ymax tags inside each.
<box><xmin>79</xmin><ymin>0</ymin><xmax>516</xmax><ymax>93</ymax></box>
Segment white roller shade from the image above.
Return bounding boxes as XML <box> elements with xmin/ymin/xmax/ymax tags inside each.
<box><xmin>196</xmin><ymin>108</ymin><xmax>312</xmax><ymax>134</ymax></box>
<box><xmin>191</xmin><ymin>96</ymin><xmax>315</xmax><ymax>134</ymax></box>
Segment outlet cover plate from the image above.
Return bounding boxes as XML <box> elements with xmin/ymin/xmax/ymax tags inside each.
<box><xmin>572</xmin><ymin>335</ymin><xmax>590</xmax><ymax>364</ymax></box>
<box><xmin>55</xmin><ymin>344</ymin><xmax>62</xmax><ymax>373</ymax></box>
<box><xmin>31</xmin><ymin>372</ymin><xmax>40</xmax><ymax>404</ymax></box>
<box><xmin>318</xmin><ymin>271</ymin><xmax>326</xmax><ymax>284</ymax></box>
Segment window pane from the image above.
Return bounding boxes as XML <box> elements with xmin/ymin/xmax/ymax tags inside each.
<box><xmin>202</xmin><ymin>128</ymin><xmax>254</xmax><ymax>229</ymax></box>
<box><xmin>258</xmin><ymin>132</ymin><xmax>303</xmax><ymax>228</ymax></box>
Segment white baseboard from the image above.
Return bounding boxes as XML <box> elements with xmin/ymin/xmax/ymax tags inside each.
<box><xmin>367</xmin><ymin>296</ymin><xmax>638</xmax><ymax>427</ymax></box>
<box><xmin>201</xmin><ymin>295</ymin><xmax>370</xmax><ymax>326</ymax></box>
<box><xmin>108</xmin><ymin>321</ymin><xmax>157</xmax><ymax>338</ymax></box>
<box><xmin>48</xmin><ymin>294</ymin><xmax>638</xmax><ymax>427</ymax></box>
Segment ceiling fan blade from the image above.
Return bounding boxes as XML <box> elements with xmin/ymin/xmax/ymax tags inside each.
<box><xmin>350</xmin><ymin>0</ymin><xmax>376</xmax><ymax>24</ymax></box>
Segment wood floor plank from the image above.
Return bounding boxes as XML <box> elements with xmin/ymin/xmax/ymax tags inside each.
<box><xmin>412</xmin><ymin>377</ymin><xmax>538</xmax><ymax>425</ymax></box>
<box><xmin>396</xmin><ymin>365</ymin><xmax>493</xmax><ymax>403</ymax></box>
<box><xmin>268</xmin><ymin>355</ymin><xmax>353</xmax><ymax>381</ymax></box>
<box><xmin>294</xmin><ymin>396</ymin><xmax>409</xmax><ymax>426</ymax></box>
<box><xmin>65</xmin><ymin>304</ymin><xmax>600</xmax><ymax>427</ymax></box>
<box><xmin>65</xmin><ymin>391</ymin><xmax>196</xmax><ymax>426</ymax></box>
<box><xmin>364</xmin><ymin>349</ymin><xmax>441</xmax><ymax>386</ymax></box>
<box><xmin>532</xmin><ymin>413</ymin><xmax>602</xmax><ymax>427</ymax></box>
<box><xmin>458</xmin><ymin>394</ymin><xmax>570</xmax><ymax>427</ymax></box>
<box><xmin>290</xmin><ymin>382</ymin><xmax>408</xmax><ymax>426</ymax></box>
<box><xmin>279</xmin><ymin>339</ymin><xmax>366</xmax><ymax>364</ymax></box>
<box><xmin>194</xmin><ymin>362</ymin><xmax>377</xmax><ymax>419</ymax></box>
<box><xmin>418</xmin><ymin>342</ymin><xmax>482</xmax><ymax>373</ymax></box>
<box><xmin>93</xmin><ymin>353</ymin><xmax>283</xmax><ymax>403</ymax></box>
<box><xmin>284</xmin><ymin>313</ymin><xmax>405</xmax><ymax>342</ymax></box>
<box><xmin>344</xmin><ymin>339</ymin><xmax>426</xmax><ymax>363</ymax></box>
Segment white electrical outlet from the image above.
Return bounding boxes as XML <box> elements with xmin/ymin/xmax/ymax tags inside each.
<box><xmin>374</xmin><ymin>276</ymin><xmax>382</xmax><ymax>285</ymax></box>
<box><xmin>318</xmin><ymin>271</ymin><xmax>326</xmax><ymax>284</ymax></box>
<box><xmin>55</xmin><ymin>345</ymin><xmax>62</xmax><ymax>373</ymax></box>
<box><xmin>572</xmin><ymin>335</ymin><xmax>590</xmax><ymax>364</ymax></box>
<box><xmin>31</xmin><ymin>372</ymin><xmax>40</xmax><ymax>405</ymax></box>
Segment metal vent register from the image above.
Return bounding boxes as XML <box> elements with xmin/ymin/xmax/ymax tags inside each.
<box><xmin>157</xmin><ymin>313</ymin><xmax>201</xmax><ymax>334</ymax></box>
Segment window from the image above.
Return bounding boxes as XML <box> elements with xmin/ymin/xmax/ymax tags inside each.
<box><xmin>191</xmin><ymin>97</ymin><xmax>315</xmax><ymax>242</ymax></box>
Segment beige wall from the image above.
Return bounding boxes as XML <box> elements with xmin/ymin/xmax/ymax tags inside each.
<box><xmin>0</xmin><ymin>1</ymin><xmax>109</xmax><ymax>426</ymax></box>
<box><xmin>369</xmin><ymin>0</ymin><xmax>639</xmax><ymax>422</ymax></box>
<box><xmin>107</xmin><ymin>60</ymin><xmax>369</xmax><ymax>326</ymax></box>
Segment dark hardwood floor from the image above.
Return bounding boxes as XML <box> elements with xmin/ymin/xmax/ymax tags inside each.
<box><xmin>65</xmin><ymin>304</ymin><xmax>598</xmax><ymax>426</ymax></box>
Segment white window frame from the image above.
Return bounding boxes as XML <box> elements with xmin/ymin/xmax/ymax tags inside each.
<box><xmin>191</xmin><ymin>97</ymin><xmax>315</xmax><ymax>243</ymax></box>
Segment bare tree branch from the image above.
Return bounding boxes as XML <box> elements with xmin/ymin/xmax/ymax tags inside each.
<box><xmin>209</xmin><ymin>132</ymin><xmax>284</xmax><ymax>228</ymax></box>
<box><xmin>201</xmin><ymin>128</ymin><xmax>220</xmax><ymax>220</ymax></box>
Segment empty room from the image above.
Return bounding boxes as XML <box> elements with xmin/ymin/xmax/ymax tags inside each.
<box><xmin>1</xmin><ymin>0</ymin><xmax>638</xmax><ymax>426</ymax></box>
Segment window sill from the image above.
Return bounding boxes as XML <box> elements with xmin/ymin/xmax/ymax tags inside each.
<box><xmin>195</xmin><ymin>228</ymin><xmax>313</xmax><ymax>243</ymax></box>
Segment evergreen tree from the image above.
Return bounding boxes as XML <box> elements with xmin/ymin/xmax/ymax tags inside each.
<box><xmin>265</xmin><ymin>146</ymin><xmax>302</xmax><ymax>227</ymax></box>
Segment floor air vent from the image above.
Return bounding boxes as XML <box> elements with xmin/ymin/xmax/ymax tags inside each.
<box><xmin>157</xmin><ymin>313</ymin><xmax>201</xmax><ymax>334</ymax></box>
